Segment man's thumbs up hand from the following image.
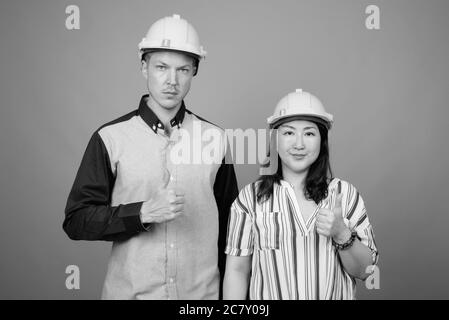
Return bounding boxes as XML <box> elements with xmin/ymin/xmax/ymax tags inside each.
<box><xmin>316</xmin><ymin>191</ymin><xmax>350</xmax><ymax>242</ymax></box>
<box><xmin>140</xmin><ymin>187</ymin><xmax>185</xmax><ymax>224</ymax></box>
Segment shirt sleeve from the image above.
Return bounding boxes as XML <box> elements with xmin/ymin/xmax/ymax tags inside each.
<box><xmin>63</xmin><ymin>131</ymin><xmax>147</xmax><ymax>242</ymax></box>
<box><xmin>225</xmin><ymin>186</ymin><xmax>254</xmax><ymax>256</ymax></box>
<box><xmin>213</xmin><ymin>157</ymin><xmax>238</xmax><ymax>285</ymax></box>
<box><xmin>339</xmin><ymin>180</ymin><xmax>379</xmax><ymax>265</ymax></box>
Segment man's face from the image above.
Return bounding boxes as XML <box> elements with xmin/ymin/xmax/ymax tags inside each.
<box><xmin>141</xmin><ymin>51</ymin><xmax>196</xmax><ymax>111</ymax></box>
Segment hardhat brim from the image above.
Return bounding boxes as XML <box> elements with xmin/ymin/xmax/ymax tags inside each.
<box><xmin>140</xmin><ymin>48</ymin><xmax>201</xmax><ymax>76</ymax></box>
<box><xmin>270</xmin><ymin>115</ymin><xmax>332</xmax><ymax>130</ymax></box>
<box><xmin>140</xmin><ymin>48</ymin><xmax>201</xmax><ymax>61</ymax></box>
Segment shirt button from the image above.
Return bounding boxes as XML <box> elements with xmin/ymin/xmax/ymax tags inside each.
<box><xmin>170</xmin><ymin>176</ymin><xmax>174</xmax><ymax>181</ymax></box>
<box><xmin>169</xmin><ymin>278</ymin><xmax>174</xmax><ymax>283</ymax></box>
<box><xmin>158</xmin><ymin>123</ymin><xmax>162</xmax><ymax>128</ymax></box>
<box><xmin>170</xmin><ymin>243</ymin><xmax>175</xmax><ymax>249</ymax></box>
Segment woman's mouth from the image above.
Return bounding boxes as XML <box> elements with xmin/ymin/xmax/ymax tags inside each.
<box><xmin>290</xmin><ymin>153</ymin><xmax>306</xmax><ymax>160</ymax></box>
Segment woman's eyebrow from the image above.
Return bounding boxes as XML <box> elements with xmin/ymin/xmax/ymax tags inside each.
<box><xmin>279</xmin><ymin>124</ymin><xmax>295</xmax><ymax>130</ymax></box>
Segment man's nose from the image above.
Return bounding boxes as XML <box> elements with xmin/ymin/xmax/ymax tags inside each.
<box><xmin>166</xmin><ymin>69</ymin><xmax>178</xmax><ymax>85</ymax></box>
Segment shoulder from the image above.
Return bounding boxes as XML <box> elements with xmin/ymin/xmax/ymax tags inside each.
<box><xmin>92</xmin><ymin>109</ymin><xmax>139</xmax><ymax>148</ymax></box>
<box><xmin>238</xmin><ymin>182</ymin><xmax>259</xmax><ymax>198</ymax></box>
<box><xmin>97</xmin><ymin>109</ymin><xmax>138</xmax><ymax>134</ymax></box>
<box><xmin>328</xmin><ymin>177</ymin><xmax>359</xmax><ymax>193</ymax></box>
<box><xmin>329</xmin><ymin>177</ymin><xmax>366</xmax><ymax>206</ymax></box>
<box><xmin>233</xmin><ymin>182</ymin><xmax>259</xmax><ymax>207</ymax></box>
<box><xmin>79</xmin><ymin>110</ymin><xmax>139</xmax><ymax>155</ymax></box>
<box><xmin>185</xmin><ymin>109</ymin><xmax>225</xmax><ymax>133</ymax></box>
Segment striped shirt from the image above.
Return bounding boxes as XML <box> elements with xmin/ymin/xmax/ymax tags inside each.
<box><xmin>225</xmin><ymin>178</ymin><xmax>378</xmax><ymax>300</ymax></box>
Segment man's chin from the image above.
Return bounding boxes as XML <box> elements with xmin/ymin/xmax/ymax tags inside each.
<box><xmin>157</xmin><ymin>98</ymin><xmax>182</xmax><ymax>110</ymax></box>
<box><xmin>160</xmin><ymin>102</ymin><xmax>181</xmax><ymax>110</ymax></box>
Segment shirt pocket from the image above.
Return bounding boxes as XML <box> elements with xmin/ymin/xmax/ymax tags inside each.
<box><xmin>255</xmin><ymin>211</ymin><xmax>281</xmax><ymax>250</ymax></box>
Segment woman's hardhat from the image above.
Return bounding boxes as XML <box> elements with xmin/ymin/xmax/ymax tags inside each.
<box><xmin>267</xmin><ymin>89</ymin><xmax>334</xmax><ymax>129</ymax></box>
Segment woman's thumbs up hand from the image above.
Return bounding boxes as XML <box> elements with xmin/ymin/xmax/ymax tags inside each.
<box><xmin>316</xmin><ymin>192</ymin><xmax>351</xmax><ymax>243</ymax></box>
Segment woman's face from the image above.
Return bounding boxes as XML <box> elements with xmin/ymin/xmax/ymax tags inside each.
<box><xmin>277</xmin><ymin>119</ymin><xmax>321</xmax><ymax>175</ymax></box>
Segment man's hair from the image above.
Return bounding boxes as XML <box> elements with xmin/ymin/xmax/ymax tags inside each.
<box><xmin>141</xmin><ymin>49</ymin><xmax>199</xmax><ymax>75</ymax></box>
<box><xmin>256</xmin><ymin>121</ymin><xmax>333</xmax><ymax>204</ymax></box>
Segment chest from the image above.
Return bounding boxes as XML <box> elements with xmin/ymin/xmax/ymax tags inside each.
<box><xmin>109</xmin><ymin>128</ymin><xmax>221</xmax><ymax>197</ymax></box>
<box><xmin>293</xmin><ymin>190</ymin><xmax>318</xmax><ymax>223</ymax></box>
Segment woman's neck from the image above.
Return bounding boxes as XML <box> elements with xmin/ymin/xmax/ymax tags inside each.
<box><xmin>282</xmin><ymin>166</ymin><xmax>308</xmax><ymax>192</ymax></box>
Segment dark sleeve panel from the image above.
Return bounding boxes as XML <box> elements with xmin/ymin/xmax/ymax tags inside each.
<box><xmin>63</xmin><ymin>132</ymin><xmax>145</xmax><ymax>242</ymax></box>
<box><xmin>213</xmin><ymin>156</ymin><xmax>239</xmax><ymax>296</ymax></box>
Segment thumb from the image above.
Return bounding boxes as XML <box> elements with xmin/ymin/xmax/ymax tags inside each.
<box><xmin>333</xmin><ymin>192</ymin><xmax>343</xmax><ymax>215</ymax></box>
<box><xmin>164</xmin><ymin>188</ymin><xmax>177</xmax><ymax>203</ymax></box>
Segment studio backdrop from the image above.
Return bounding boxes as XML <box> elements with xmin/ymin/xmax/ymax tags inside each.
<box><xmin>0</xmin><ymin>0</ymin><xmax>448</xmax><ymax>299</ymax></box>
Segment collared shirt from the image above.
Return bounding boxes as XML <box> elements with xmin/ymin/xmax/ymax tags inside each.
<box><xmin>64</xmin><ymin>95</ymin><xmax>238</xmax><ymax>299</ymax></box>
<box><xmin>225</xmin><ymin>178</ymin><xmax>378</xmax><ymax>300</ymax></box>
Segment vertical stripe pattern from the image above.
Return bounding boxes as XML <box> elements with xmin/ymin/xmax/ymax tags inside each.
<box><xmin>225</xmin><ymin>178</ymin><xmax>379</xmax><ymax>300</ymax></box>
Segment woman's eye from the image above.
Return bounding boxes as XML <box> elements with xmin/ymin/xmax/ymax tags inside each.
<box><xmin>283</xmin><ymin>131</ymin><xmax>294</xmax><ymax>136</ymax></box>
<box><xmin>305</xmin><ymin>132</ymin><xmax>315</xmax><ymax>136</ymax></box>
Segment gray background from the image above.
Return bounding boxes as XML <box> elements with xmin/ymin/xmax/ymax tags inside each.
<box><xmin>1</xmin><ymin>0</ymin><xmax>448</xmax><ymax>299</ymax></box>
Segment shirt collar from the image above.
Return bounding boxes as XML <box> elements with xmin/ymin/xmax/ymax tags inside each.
<box><xmin>138</xmin><ymin>94</ymin><xmax>186</xmax><ymax>133</ymax></box>
<box><xmin>279</xmin><ymin>180</ymin><xmax>293</xmax><ymax>189</ymax></box>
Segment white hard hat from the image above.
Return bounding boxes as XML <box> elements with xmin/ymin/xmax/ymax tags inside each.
<box><xmin>138</xmin><ymin>14</ymin><xmax>207</xmax><ymax>61</ymax></box>
<box><xmin>267</xmin><ymin>89</ymin><xmax>334</xmax><ymax>129</ymax></box>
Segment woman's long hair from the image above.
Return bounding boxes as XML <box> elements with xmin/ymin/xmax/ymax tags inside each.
<box><xmin>256</xmin><ymin>121</ymin><xmax>333</xmax><ymax>204</ymax></box>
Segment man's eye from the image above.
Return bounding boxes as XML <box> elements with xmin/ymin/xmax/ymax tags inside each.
<box><xmin>283</xmin><ymin>131</ymin><xmax>294</xmax><ymax>136</ymax></box>
<box><xmin>180</xmin><ymin>68</ymin><xmax>190</xmax><ymax>73</ymax></box>
<box><xmin>156</xmin><ymin>65</ymin><xmax>166</xmax><ymax>70</ymax></box>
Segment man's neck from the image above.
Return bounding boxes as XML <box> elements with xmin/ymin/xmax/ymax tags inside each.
<box><xmin>146</xmin><ymin>95</ymin><xmax>181</xmax><ymax>129</ymax></box>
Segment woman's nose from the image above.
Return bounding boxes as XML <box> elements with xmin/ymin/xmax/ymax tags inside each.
<box><xmin>294</xmin><ymin>135</ymin><xmax>305</xmax><ymax>149</ymax></box>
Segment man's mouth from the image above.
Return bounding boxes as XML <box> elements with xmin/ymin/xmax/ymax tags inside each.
<box><xmin>163</xmin><ymin>91</ymin><xmax>177</xmax><ymax>95</ymax></box>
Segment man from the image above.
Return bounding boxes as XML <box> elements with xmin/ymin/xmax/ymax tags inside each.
<box><xmin>63</xmin><ymin>14</ymin><xmax>238</xmax><ymax>300</ymax></box>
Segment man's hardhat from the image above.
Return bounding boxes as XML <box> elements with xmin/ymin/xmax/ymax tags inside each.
<box><xmin>138</xmin><ymin>14</ymin><xmax>207</xmax><ymax>61</ymax></box>
<box><xmin>267</xmin><ymin>89</ymin><xmax>334</xmax><ymax>129</ymax></box>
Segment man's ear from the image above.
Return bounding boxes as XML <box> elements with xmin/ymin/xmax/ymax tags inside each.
<box><xmin>141</xmin><ymin>59</ymin><xmax>148</xmax><ymax>79</ymax></box>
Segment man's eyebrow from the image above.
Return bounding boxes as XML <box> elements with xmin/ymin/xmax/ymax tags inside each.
<box><xmin>153</xmin><ymin>61</ymin><xmax>192</xmax><ymax>68</ymax></box>
<box><xmin>154</xmin><ymin>60</ymin><xmax>168</xmax><ymax>65</ymax></box>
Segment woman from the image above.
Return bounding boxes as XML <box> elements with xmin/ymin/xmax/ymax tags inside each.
<box><xmin>224</xmin><ymin>89</ymin><xmax>378</xmax><ymax>300</ymax></box>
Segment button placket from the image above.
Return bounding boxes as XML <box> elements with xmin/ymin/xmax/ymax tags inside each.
<box><xmin>165</xmin><ymin>130</ymin><xmax>178</xmax><ymax>299</ymax></box>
